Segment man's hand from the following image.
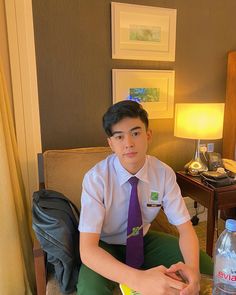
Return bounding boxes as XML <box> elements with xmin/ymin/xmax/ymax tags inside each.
<box><xmin>166</xmin><ymin>262</ymin><xmax>200</xmax><ymax>295</ymax></box>
<box><xmin>135</xmin><ymin>265</ymin><xmax>187</xmax><ymax>295</ymax></box>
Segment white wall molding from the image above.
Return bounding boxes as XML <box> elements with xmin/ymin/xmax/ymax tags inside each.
<box><xmin>5</xmin><ymin>0</ymin><xmax>42</xmax><ymax>199</ymax></box>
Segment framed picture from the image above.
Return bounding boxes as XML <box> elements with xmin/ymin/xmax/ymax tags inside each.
<box><xmin>111</xmin><ymin>2</ymin><xmax>177</xmax><ymax>61</ymax></box>
<box><xmin>112</xmin><ymin>69</ymin><xmax>175</xmax><ymax>119</ymax></box>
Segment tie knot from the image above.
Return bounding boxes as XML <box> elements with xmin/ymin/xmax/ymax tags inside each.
<box><xmin>128</xmin><ymin>176</ymin><xmax>139</xmax><ymax>186</ymax></box>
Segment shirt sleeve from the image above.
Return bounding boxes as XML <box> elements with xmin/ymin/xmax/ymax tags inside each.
<box><xmin>162</xmin><ymin>166</ymin><xmax>190</xmax><ymax>226</ymax></box>
<box><xmin>79</xmin><ymin>170</ymin><xmax>105</xmax><ymax>234</ymax></box>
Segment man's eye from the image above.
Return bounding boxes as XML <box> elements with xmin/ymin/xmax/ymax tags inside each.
<box><xmin>132</xmin><ymin>131</ymin><xmax>140</xmax><ymax>137</ymax></box>
<box><xmin>114</xmin><ymin>135</ymin><xmax>123</xmax><ymax>140</ymax></box>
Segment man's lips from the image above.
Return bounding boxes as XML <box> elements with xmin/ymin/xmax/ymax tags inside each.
<box><xmin>124</xmin><ymin>152</ymin><xmax>137</xmax><ymax>157</ymax></box>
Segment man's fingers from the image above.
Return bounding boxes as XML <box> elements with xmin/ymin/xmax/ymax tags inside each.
<box><xmin>167</xmin><ymin>262</ymin><xmax>184</xmax><ymax>273</ymax></box>
<box><xmin>167</xmin><ymin>263</ymin><xmax>190</xmax><ymax>282</ymax></box>
<box><xmin>180</xmin><ymin>284</ymin><xmax>199</xmax><ymax>295</ymax></box>
<box><xmin>167</xmin><ymin>275</ymin><xmax>187</xmax><ymax>290</ymax></box>
<box><xmin>165</xmin><ymin>271</ymin><xmax>183</xmax><ymax>281</ymax></box>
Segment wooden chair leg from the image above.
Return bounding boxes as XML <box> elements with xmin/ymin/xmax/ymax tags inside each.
<box><xmin>33</xmin><ymin>238</ymin><xmax>47</xmax><ymax>295</ymax></box>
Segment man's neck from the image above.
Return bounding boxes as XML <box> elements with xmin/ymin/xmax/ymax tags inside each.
<box><xmin>120</xmin><ymin>157</ymin><xmax>146</xmax><ymax>175</ymax></box>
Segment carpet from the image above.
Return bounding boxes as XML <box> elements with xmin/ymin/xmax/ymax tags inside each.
<box><xmin>194</xmin><ymin>218</ymin><xmax>225</xmax><ymax>252</ymax></box>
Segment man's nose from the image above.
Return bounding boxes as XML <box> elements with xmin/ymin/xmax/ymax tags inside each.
<box><xmin>124</xmin><ymin>134</ymin><xmax>134</xmax><ymax>148</ymax></box>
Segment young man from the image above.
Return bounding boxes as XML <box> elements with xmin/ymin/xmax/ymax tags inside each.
<box><xmin>78</xmin><ymin>101</ymin><xmax>213</xmax><ymax>295</ymax></box>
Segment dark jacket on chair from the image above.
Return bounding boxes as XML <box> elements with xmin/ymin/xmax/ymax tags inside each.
<box><xmin>32</xmin><ymin>189</ymin><xmax>81</xmax><ymax>294</ymax></box>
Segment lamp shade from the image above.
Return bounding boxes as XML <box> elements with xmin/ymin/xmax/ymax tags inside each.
<box><xmin>174</xmin><ymin>103</ymin><xmax>225</xmax><ymax>140</ymax></box>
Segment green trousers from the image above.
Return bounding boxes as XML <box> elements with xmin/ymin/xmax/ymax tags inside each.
<box><xmin>77</xmin><ymin>231</ymin><xmax>213</xmax><ymax>295</ymax></box>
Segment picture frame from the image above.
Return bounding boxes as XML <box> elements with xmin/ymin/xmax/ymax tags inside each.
<box><xmin>112</xmin><ymin>69</ymin><xmax>175</xmax><ymax>119</ymax></box>
<box><xmin>111</xmin><ymin>2</ymin><xmax>177</xmax><ymax>61</ymax></box>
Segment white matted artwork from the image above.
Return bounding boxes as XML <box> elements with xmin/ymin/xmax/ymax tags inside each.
<box><xmin>111</xmin><ymin>2</ymin><xmax>177</xmax><ymax>61</ymax></box>
<box><xmin>112</xmin><ymin>69</ymin><xmax>175</xmax><ymax>119</ymax></box>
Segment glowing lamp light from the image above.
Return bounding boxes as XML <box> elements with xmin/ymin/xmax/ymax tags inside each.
<box><xmin>174</xmin><ymin>103</ymin><xmax>225</xmax><ymax>175</ymax></box>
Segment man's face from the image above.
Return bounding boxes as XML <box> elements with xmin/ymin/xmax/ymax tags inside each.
<box><xmin>107</xmin><ymin>117</ymin><xmax>152</xmax><ymax>174</ymax></box>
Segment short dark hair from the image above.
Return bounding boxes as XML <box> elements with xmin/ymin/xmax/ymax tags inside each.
<box><xmin>102</xmin><ymin>100</ymin><xmax>149</xmax><ymax>137</ymax></box>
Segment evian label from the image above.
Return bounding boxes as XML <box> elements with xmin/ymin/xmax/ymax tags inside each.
<box><xmin>214</xmin><ymin>254</ymin><xmax>236</xmax><ymax>285</ymax></box>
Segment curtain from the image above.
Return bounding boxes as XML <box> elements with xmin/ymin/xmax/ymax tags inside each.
<box><xmin>0</xmin><ymin>62</ymin><xmax>34</xmax><ymax>294</ymax></box>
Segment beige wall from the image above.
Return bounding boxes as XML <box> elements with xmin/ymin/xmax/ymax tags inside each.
<box><xmin>0</xmin><ymin>0</ymin><xmax>13</xmax><ymax>107</ymax></box>
<box><xmin>32</xmin><ymin>0</ymin><xmax>236</xmax><ymax>170</ymax></box>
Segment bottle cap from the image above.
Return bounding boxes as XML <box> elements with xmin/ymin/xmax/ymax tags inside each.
<box><xmin>226</xmin><ymin>219</ymin><xmax>236</xmax><ymax>231</ymax></box>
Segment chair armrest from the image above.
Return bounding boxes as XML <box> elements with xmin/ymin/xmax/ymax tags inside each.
<box><xmin>39</xmin><ymin>182</ymin><xmax>45</xmax><ymax>190</ymax></box>
<box><xmin>33</xmin><ymin>236</ymin><xmax>47</xmax><ymax>295</ymax></box>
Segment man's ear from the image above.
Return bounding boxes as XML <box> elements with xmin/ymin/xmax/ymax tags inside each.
<box><xmin>107</xmin><ymin>137</ymin><xmax>114</xmax><ymax>151</ymax></box>
<box><xmin>147</xmin><ymin>129</ymin><xmax>152</xmax><ymax>142</ymax></box>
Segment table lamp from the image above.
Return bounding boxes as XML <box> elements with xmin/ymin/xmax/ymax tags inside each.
<box><xmin>174</xmin><ymin>103</ymin><xmax>225</xmax><ymax>176</ymax></box>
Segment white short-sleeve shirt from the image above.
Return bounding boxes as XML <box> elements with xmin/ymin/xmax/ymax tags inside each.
<box><xmin>79</xmin><ymin>154</ymin><xmax>190</xmax><ymax>245</ymax></box>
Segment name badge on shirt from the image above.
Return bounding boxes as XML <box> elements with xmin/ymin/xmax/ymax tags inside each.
<box><xmin>147</xmin><ymin>191</ymin><xmax>162</xmax><ymax>207</ymax></box>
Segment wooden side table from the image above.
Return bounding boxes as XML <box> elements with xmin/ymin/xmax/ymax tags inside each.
<box><xmin>176</xmin><ymin>171</ymin><xmax>236</xmax><ymax>256</ymax></box>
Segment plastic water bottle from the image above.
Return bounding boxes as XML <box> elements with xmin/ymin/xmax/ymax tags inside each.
<box><xmin>213</xmin><ymin>219</ymin><xmax>236</xmax><ymax>294</ymax></box>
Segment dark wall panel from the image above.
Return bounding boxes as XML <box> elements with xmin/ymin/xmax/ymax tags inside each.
<box><xmin>32</xmin><ymin>0</ymin><xmax>236</xmax><ymax>170</ymax></box>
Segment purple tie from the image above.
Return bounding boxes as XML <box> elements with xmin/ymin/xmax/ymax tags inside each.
<box><xmin>126</xmin><ymin>176</ymin><xmax>144</xmax><ymax>268</ymax></box>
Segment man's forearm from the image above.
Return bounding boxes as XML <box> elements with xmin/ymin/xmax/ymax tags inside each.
<box><xmin>177</xmin><ymin>222</ymin><xmax>200</xmax><ymax>271</ymax></box>
<box><xmin>80</xmin><ymin>238</ymin><xmax>141</xmax><ymax>290</ymax></box>
<box><xmin>179</xmin><ymin>231</ymin><xmax>199</xmax><ymax>271</ymax></box>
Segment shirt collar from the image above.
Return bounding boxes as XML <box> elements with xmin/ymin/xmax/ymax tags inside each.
<box><xmin>114</xmin><ymin>155</ymin><xmax>150</xmax><ymax>186</ymax></box>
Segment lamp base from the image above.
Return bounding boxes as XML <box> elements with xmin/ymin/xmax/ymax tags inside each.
<box><xmin>184</xmin><ymin>157</ymin><xmax>208</xmax><ymax>176</ymax></box>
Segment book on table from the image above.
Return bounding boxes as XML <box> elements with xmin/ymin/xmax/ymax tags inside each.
<box><xmin>119</xmin><ymin>284</ymin><xmax>141</xmax><ymax>295</ymax></box>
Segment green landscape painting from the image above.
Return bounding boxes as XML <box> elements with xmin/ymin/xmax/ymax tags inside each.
<box><xmin>129</xmin><ymin>88</ymin><xmax>160</xmax><ymax>102</ymax></box>
<box><xmin>129</xmin><ymin>25</ymin><xmax>161</xmax><ymax>42</ymax></box>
